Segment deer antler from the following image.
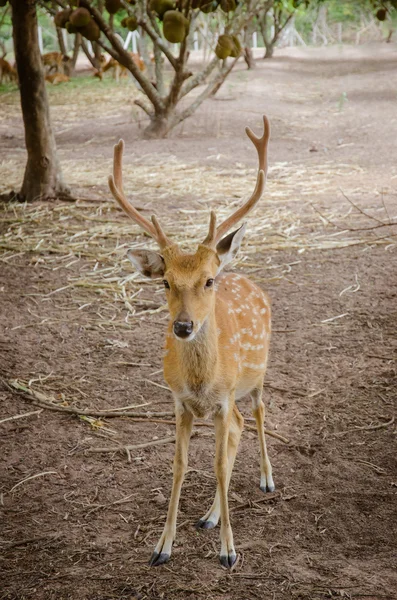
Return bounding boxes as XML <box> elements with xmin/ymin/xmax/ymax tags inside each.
<box><xmin>204</xmin><ymin>115</ymin><xmax>270</xmax><ymax>247</ymax></box>
<box><xmin>108</xmin><ymin>140</ymin><xmax>172</xmax><ymax>250</ymax></box>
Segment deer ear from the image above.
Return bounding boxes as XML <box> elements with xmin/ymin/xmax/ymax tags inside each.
<box><xmin>127</xmin><ymin>249</ymin><xmax>165</xmax><ymax>279</ymax></box>
<box><xmin>216</xmin><ymin>223</ymin><xmax>247</xmax><ymax>272</ymax></box>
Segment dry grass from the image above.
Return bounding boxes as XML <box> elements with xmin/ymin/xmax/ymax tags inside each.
<box><xmin>1</xmin><ymin>155</ymin><xmax>392</xmax><ymax>333</ymax></box>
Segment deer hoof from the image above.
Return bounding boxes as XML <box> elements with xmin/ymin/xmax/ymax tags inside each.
<box><xmin>148</xmin><ymin>551</ymin><xmax>170</xmax><ymax>567</ymax></box>
<box><xmin>260</xmin><ymin>475</ymin><xmax>275</xmax><ymax>493</ymax></box>
<box><xmin>195</xmin><ymin>519</ymin><xmax>216</xmax><ymax>530</ymax></box>
<box><xmin>219</xmin><ymin>552</ymin><xmax>237</xmax><ymax>568</ymax></box>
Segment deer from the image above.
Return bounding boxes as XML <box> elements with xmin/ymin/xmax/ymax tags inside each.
<box><xmin>45</xmin><ymin>73</ymin><xmax>70</xmax><ymax>85</ymax></box>
<box><xmin>41</xmin><ymin>52</ymin><xmax>72</xmax><ymax>77</ymax></box>
<box><xmin>108</xmin><ymin>115</ymin><xmax>274</xmax><ymax>569</ymax></box>
<box><xmin>98</xmin><ymin>53</ymin><xmax>145</xmax><ymax>82</ymax></box>
<box><xmin>0</xmin><ymin>57</ymin><xmax>18</xmax><ymax>84</ymax></box>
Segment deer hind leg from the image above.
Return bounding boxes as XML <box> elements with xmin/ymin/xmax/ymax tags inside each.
<box><xmin>251</xmin><ymin>382</ymin><xmax>275</xmax><ymax>493</ymax></box>
<box><xmin>149</xmin><ymin>404</ymin><xmax>193</xmax><ymax>567</ymax></box>
<box><xmin>196</xmin><ymin>405</ymin><xmax>243</xmax><ymax>531</ymax></box>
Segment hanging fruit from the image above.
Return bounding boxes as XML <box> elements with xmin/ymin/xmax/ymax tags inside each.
<box><xmin>126</xmin><ymin>16</ymin><xmax>138</xmax><ymax>31</ymax></box>
<box><xmin>105</xmin><ymin>0</ymin><xmax>122</xmax><ymax>15</ymax></box>
<box><xmin>215</xmin><ymin>34</ymin><xmax>234</xmax><ymax>59</ymax></box>
<box><xmin>163</xmin><ymin>10</ymin><xmax>189</xmax><ymax>43</ymax></box>
<box><xmin>229</xmin><ymin>35</ymin><xmax>242</xmax><ymax>58</ymax></box>
<box><xmin>69</xmin><ymin>8</ymin><xmax>91</xmax><ymax>28</ymax></box>
<box><xmin>80</xmin><ymin>20</ymin><xmax>101</xmax><ymax>41</ymax></box>
<box><xmin>376</xmin><ymin>8</ymin><xmax>387</xmax><ymax>20</ymax></box>
<box><xmin>150</xmin><ymin>0</ymin><xmax>176</xmax><ymax>19</ymax></box>
<box><xmin>199</xmin><ymin>0</ymin><xmax>219</xmax><ymax>13</ymax></box>
<box><xmin>65</xmin><ymin>21</ymin><xmax>79</xmax><ymax>34</ymax></box>
<box><xmin>220</xmin><ymin>0</ymin><xmax>236</xmax><ymax>12</ymax></box>
<box><xmin>54</xmin><ymin>9</ymin><xmax>72</xmax><ymax>29</ymax></box>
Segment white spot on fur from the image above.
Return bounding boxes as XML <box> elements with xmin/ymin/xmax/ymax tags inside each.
<box><xmin>243</xmin><ymin>362</ymin><xmax>266</xmax><ymax>370</ymax></box>
<box><xmin>230</xmin><ymin>332</ymin><xmax>241</xmax><ymax>344</ymax></box>
<box><xmin>241</xmin><ymin>342</ymin><xmax>264</xmax><ymax>351</ymax></box>
<box><xmin>241</xmin><ymin>328</ymin><xmax>253</xmax><ymax>336</ymax></box>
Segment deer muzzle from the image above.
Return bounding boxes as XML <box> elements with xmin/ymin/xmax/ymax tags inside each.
<box><xmin>173</xmin><ymin>320</ymin><xmax>194</xmax><ymax>339</ymax></box>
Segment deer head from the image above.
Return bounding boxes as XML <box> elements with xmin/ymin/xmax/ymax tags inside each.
<box><xmin>108</xmin><ymin>116</ymin><xmax>270</xmax><ymax>341</ymax></box>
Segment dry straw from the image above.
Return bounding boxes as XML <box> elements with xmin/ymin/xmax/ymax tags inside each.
<box><xmin>1</xmin><ymin>154</ymin><xmax>393</xmax><ymax>333</ymax></box>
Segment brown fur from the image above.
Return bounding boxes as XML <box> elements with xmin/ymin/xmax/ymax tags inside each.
<box><xmin>45</xmin><ymin>73</ymin><xmax>70</xmax><ymax>85</ymax></box>
<box><xmin>101</xmin><ymin>53</ymin><xmax>145</xmax><ymax>81</ymax></box>
<box><xmin>42</xmin><ymin>52</ymin><xmax>72</xmax><ymax>76</ymax></box>
<box><xmin>0</xmin><ymin>58</ymin><xmax>17</xmax><ymax>84</ymax></box>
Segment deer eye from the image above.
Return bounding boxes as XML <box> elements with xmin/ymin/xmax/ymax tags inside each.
<box><xmin>205</xmin><ymin>278</ymin><xmax>214</xmax><ymax>288</ymax></box>
<box><xmin>163</xmin><ymin>280</ymin><xmax>170</xmax><ymax>289</ymax></box>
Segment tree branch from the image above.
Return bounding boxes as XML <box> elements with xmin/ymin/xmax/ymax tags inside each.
<box><xmin>134</xmin><ymin>98</ymin><xmax>155</xmax><ymax>117</ymax></box>
<box><xmin>174</xmin><ymin>56</ymin><xmax>240</xmax><ymax>126</ymax></box>
<box><xmin>80</xmin><ymin>38</ymin><xmax>97</xmax><ymax>69</ymax></box>
<box><xmin>79</xmin><ymin>0</ymin><xmax>165</xmax><ymax>112</ymax></box>
<box><xmin>180</xmin><ymin>55</ymin><xmax>219</xmax><ymax>98</ymax></box>
<box><xmin>140</xmin><ymin>8</ymin><xmax>178</xmax><ymax>70</ymax></box>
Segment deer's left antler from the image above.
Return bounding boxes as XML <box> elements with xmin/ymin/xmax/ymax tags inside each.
<box><xmin>203</xmin><ymin>115</ymin><xmax>270</xmax><ymax>247</ymax></box>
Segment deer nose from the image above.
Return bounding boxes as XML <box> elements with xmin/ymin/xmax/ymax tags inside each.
<box><xmin>173</xmin><ymin>320</ymin><xmax>194</xmax><ymax>339</ymax></box>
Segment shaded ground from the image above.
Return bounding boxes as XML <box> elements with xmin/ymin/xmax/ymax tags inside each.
<box><xmin>0</xmin><ymin>44</ymin><xmax>396</xmax><ymax>600</ymax></box>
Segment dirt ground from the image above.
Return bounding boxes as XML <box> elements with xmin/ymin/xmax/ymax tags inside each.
<box><xmin>0</xmin><ymin>44</ymin><xmax>396</xmax><ymax>600</ymax></box>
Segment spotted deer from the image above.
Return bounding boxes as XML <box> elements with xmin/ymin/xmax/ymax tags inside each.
<box><xmin>0</xmin><ymin>57</ymin><xmax>17</xmax><ymax>84</ymax></box>
<box><xmin>41</xmin><ymin>52</ymin><xmax>72</xmax><ymax>76</ymax></box>
<box><xmin>99</xmin><ymin>53</ymin><xmax>145</xmax><ymax>81</ymax></box>
<box><xmin>108</xmin><ymin>116</ymin><xmax>274</xmax><ymax>568</ymax></box>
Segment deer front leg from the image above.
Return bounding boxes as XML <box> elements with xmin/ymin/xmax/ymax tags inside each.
<box><xmin>197</xmin><ymin>405</ymin><xmax>244</xmax><ymax>530</ymax></box>
<box><xmin>149</xmin><ymin>403</ymin><xmax>193</xmax><ymax>567</ymax></box>
<box><xmin>213</xmin><ymin>398</ymin><xmax>237</xmax><ymax>568</ymax></box>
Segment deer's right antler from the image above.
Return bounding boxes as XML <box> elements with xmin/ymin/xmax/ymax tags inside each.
<box><xmin>108</xmin><ymin>140</ymin><xmax>172</xmax><ymax>250</ymax></box>
<box><xmin>203</xmin><ymin>115</ymin><xmax>270</xmax><ymax>248</ymax></box>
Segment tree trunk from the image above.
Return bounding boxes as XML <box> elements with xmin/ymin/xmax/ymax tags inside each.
<box><xmin>71</xmin><ymin>33</ymin><xmax>81</xmax><ymax>73</ymax></box>
<box><xmin>10</xmin><ymin>0</ymin><xmax>69</xmax><ymax>201</ymax></box>
<box><xmin>244</xmin><ymin>46</ymin><xmax>255</xmax><ymax>69</ymax></box>
<box><xmin>142</xmin><ymin>114</ymin><xmax>172</xmax><ymax>139</ymax></box>
<box><xmin>93</xmin><ymin>41</ymin><xmax>103</xmax><ymax>70</ymax></box>
<box><xmin>56</xmin><ymin>25</ymin><xmax>67</xmax><ymax>56</ymax></box>
<box><xmin>243</xmin><ymin>27</ymin><xmax>255</xmax><ymax>69</ymax></box>
<box><xmin>264</xmin><ymin>41</ymin><xmax>274</xmax><ymax>58</ymax></box>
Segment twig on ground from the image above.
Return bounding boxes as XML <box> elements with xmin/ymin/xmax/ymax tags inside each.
<box><xmin>356</xmin><ymin>460</ymin><xmax>386</xmax><ymax>474</ymax></box>
<box><xmin>335</xmin><ymin>416</ymin><xmax>394</xmax><ymax>436</ymax></box>
<box><xmin>0</xmin><ymin>534</ymin><xmax>61</xmax><ymax>550</ymax></box>
<box><xmin>4</xmin><ymin>378</ymin><xmax>289</xmax><ymax>443</ymax></box>
<box><xmin>4</xmin><ymin>379</ymin><xmax>173</xmax><ymax>418</ymax></box>
<box><xmin>367</xmin><ymin>354</ymin><xmax>396</xmax><ymax>361</ymax></box>
<box><xmin>339</xmin><ymin>189</ymin><xmax>389</xmax><ymax>227</ymax></box>
<box><xmin>311</xmin><ymin>191</ymin><xmax>397</xmax><ymax>233</ymax></box>
<box><xmin>264</xmin><ymin>383</ymin><xmax>307</xmax><ymax>398</ymax></box>
<box><xmin>143</xmin><ymin>379</ymin><xmax>171</xmax><ymax>392</ymax></box>
<box><xmin>86</xmin><ymin>431</ymin><xmax>199</xmax><ymax>456</ymax></box>
<box><xmin>0</xmin><ymin>409</ymin><xmax>43</xmax><ymax>424</ymax></box>
<box><xmin>9</xmin><ymin>471</ymin><xmax>59</xmax><ymax>493</ymax></box>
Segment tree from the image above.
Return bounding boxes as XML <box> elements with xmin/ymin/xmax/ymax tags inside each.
<box><xmin>258</xmin><ymin>0</ymin><xmax>303</xmax><ymax>58</ymax></box>
<box><xmin>43</xmin><ymin>0</ymin><xmax>261</xmax><ymax>138</ymax></box>
<box><xmin>9</xmin><ymin>0</ymin><xmax>69</xmax><ymax>202</ymax></box>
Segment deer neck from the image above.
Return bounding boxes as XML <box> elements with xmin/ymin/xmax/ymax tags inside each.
<box><xmin>175</xmin><ymin>310</ymin><xmax>218</xmax><ymax>391</ymax></box>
